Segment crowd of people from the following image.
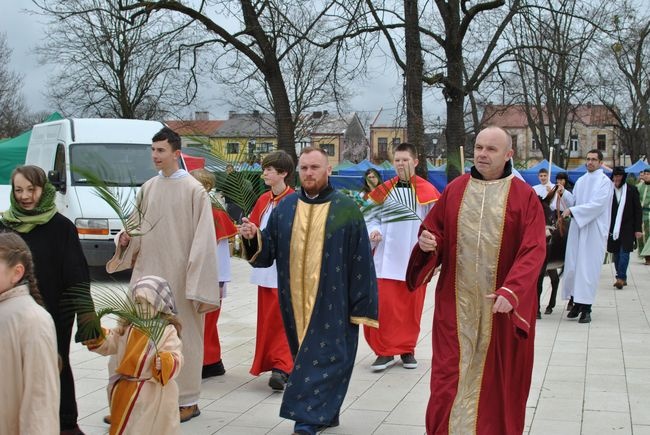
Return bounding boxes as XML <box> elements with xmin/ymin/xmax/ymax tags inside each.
<box><xmin>1</xmin><ymin>124</ymin><xmax>650</xmax><ymax>435</ymax></box>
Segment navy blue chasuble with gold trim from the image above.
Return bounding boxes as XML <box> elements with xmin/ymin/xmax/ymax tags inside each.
<box><xmin>245</xmin><ymin>184</ymin><xmax>378</xmax><ymax>427</ymax></box>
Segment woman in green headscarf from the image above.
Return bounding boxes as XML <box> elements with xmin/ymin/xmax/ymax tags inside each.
<box><xmin>0</xmin><ymin>165</ymin><xmax>95</xmax><ymax>435</ymax></box>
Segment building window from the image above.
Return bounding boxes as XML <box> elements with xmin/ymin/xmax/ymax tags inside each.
<box><xmin>227</xmin><ymin>142</ymin><xmax>239</xmax><ymax>154</ymax></box>
<box><xmin>570</xmin><ymin>135</ymin><xmax>579</xmax><ymax>152</ymax></box>
<box><xmin>510</xmin><ymin>135</ymin><xmax>518</xmax><ymax>153</ymax></box>
<box><xmin>378</xmin><ymin>137</ymin><xmax>388</xmax><ymax>156</ymax></box>
<box><xmin>392</xmin><ymin>137</ymin><xmax>401</xmax><ymax>146</ymax></box>
<box><xmin>532</xmin><ymin>138</ymin><xmax>538</xmax><ymax>150</ymax></box>
<box><xmin>320</xmin><ymin>143</ymin><xmax>335</xmax><ymax>156</ymax></box>
<box><xmin>258</xmin><ymin>142</ymin><xmax>274</xmax><ymax>153</ymax></box>
<box><xmin>597</xmin><ymin>134</ymin><xmax>606</xmax><ymax>151</ymax></box>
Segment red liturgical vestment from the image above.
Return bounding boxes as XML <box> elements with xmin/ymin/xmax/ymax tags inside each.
<box><xmin>406</xmin><ymin>173</ymin><xmax>546</xmax><ymax>435</ymax></box>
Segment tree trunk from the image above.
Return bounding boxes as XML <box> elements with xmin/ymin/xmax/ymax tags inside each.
<box><xmin>404</xmin><ymin>0</ymin><xmax>426</xmax><ymax>177</ymax></box>
<box><xmin>266</xmin><ymin>70</ymin><xmax>297</xmax><ymax>164</ymax></box>
<box><xmin>445</xmin><ymin>37</ymin><xmax>465</xmax><ymax>181</ymax></box>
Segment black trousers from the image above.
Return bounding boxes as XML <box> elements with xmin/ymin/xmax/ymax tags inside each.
<box><xmin>55</xmin><ymin>313</ymin><xmax>79</xmax><ymax>430</ymax></box>
<box><xmin>537</xmin><ymin>263</ymin><xmax>560</xmax><ymax>311</ymax></box>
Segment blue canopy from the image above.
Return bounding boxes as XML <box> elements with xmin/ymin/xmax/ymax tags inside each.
<box><xmin>329</xmin><ymin>175</ymin><xmax>365</xmax><ymax>191</ymax></box>
<box><xmin>520</xmin><ymin>159</ymin><xmax>566</xmax><ymax>186</ymax></box>
<box><xmin>625</xmin><ymin>159</ymin><xmax>649</xmax><ymax>175</ymax></box>
<box><xmin>567</xmin><ymin>164</ymin><xmax>612</xmax><ymax>184</ymax></box>
<box><xmin>337</xmin><ymin>159</ymin><xmax>384</xmax><ymax>176</ymax></box>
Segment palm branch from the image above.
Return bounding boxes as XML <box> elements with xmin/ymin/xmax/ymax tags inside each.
<box><xmin>71</xmin><ymin>165</ymin><xmax>156</xmax><ymax>236</ymax></box>
<box><xmin>64</xmin><ymin>283</ymin><xmax>169</xmax><ymax>350</ymax></box>
<box><xmin>182</xmin><ymin>144</ymin><xmax>267</xmax><ymax>216</ymax></box>
<box><xmin>361</xmin><ymin>169</ymin><xmax>424</xmax><ymax>225</ymax></box>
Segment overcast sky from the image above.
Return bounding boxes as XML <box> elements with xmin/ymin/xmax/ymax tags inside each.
<box><xmin>1</xmin><ymin>3</ymin><xmax>445</xmax><ymax>124</ymax></box>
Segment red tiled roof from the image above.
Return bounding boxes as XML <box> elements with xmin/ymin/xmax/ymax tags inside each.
<box><xmin>165</xmin><ymin>120</ymin><xmax>224</xmax><ymax>136</ymax></box>
<box><xmin>481</xmin><ymin>105</ymin><xmax>530</xmax><ymax>128</ymax></box>
<box><xmin>481</xmin><ymin>104</ymin><xmax>620</xmax><ymax>128</ymax></box>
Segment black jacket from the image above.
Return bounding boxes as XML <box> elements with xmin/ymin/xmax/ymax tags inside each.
<box><xmin>608</xmin><ymin>184</ymin><xmax>642</xmax><ymax>253</ymax></box>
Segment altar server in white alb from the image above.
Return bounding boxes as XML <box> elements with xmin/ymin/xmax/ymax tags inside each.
<box><xmin>562</xmin><ymin>149</ymin><xmax>613</xmax><ymax>324</ymax></box>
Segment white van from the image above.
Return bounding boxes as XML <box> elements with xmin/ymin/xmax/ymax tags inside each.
<box><xmin>8</xmin><ymin>118</ymin><xmax>166</xmax><ymax>266</ymax></box>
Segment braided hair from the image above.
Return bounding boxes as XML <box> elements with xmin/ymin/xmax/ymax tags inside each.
<box><xmin>0</xmin><ymin>231</ymin><xmax>44</xmax><ymax>306</ymax></box>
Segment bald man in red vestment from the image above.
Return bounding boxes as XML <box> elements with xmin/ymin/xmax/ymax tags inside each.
<box><xmin>406</xmin><ymin>127</ymin><xmax>546</xmax><ymax>435</ymax></box>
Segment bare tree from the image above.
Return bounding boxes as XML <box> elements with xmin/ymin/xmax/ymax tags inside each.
<box><xmin>0</xmin><ymin>33</ymin><xmax>29</xmax><ymax>137</ymax></box>
<box><xmin>358</xmin><ymin>1</ymin><xmax>522</xmax><ymax>179</ymax></box>
<box><xmin>596</xmin><ymin>2</ymin><xmax>650</xmax><ymax>162</ymax></box>
<box><xmin>216</xmin><ymin>35</ymin><xmax>355</xmax><ymax>146</ymax></box>
<box><xmin>116</xmin><ymin>0</ymin><xmax>366</xmax><ymax>163</ymax></box>
<box><xmin>33</xmin><ymin>0</ymin><xmax>199</xmax><ymax>119</ymax></box>
<box><xmin>506</xmin><ymin>0</ymin><xmax>607</xmax><ymax>167</ymax></box>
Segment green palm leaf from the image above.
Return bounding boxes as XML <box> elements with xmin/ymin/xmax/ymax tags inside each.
<box><xmin>182</xmin><ymin>145</ymin><xmax>267</xmax><ymax>216</ymax></box>
<box><xmin>71</xmin><ymin>165</ymin><xmax>156</xmax><ymax>236</ymax></box>
<box><xmin>362</xmin><ymin>170</ymin><xmax>423</xmax><ymax>225</ymax></box>
<box><xmin>64</xmin><ymin>283</ymin><xmax>169</xmax><ymax>350</ymax></box>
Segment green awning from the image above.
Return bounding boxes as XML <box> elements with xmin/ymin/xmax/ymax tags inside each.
<box><xmin>0</xmin><ymin>112</ymin><xmax>63</xmax><ymax>183</ymax></box>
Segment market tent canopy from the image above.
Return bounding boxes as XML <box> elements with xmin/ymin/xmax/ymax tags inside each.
<box><xmin>332</xmin><ymin>159</ymin><xmax>355</xmax><ymax>173</ymax></box>
<box><xmin>567</xmin><ymin>163</ymin><xmax>612</xmax><ymax>184</ymax></box>
<box><xmin>520</xmin><ymin>159</ymin><xmax>566</xmax><ymax>186</ymax></box>
<box><xmin>337</xmin><ymin>159</ymin><xmax>384</xmax><ymax>175</ymax></box>
<box><xmin>625</xmin><ymin>159</ymin><xmax>649</xmax><ymax>175</ymax></box>
<box><xmin>0</xmin><ymin>112</ymin><xmax>63</xmax><ymax>184</ymax></box>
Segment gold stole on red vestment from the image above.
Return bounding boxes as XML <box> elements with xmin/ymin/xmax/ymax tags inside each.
<box><xmin>449</xmin><ymin>176</ymin><xmax>511</xmax><ymax>434</ymax></box>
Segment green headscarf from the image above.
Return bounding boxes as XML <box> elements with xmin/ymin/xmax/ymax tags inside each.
<box><xmin>1</xmin><ymin>182</ymin><xmax>58</xmax><ymax>233</ymax></box>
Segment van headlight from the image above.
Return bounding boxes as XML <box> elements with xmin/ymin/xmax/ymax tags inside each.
<box><xmin>75</xmin><ymin>218</ymin><xmax>109</xmax><ymax>235</ymax></box>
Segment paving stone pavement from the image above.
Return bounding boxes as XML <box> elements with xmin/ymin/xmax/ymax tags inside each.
<box><xmin>73</xmin><ymin>254</ymin><xmax>650</xmax><ymax>435</ymax></box>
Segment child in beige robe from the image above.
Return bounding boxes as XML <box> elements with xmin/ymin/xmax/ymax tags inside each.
<box><xmin>85</xmin><ymin>276</ymin><xmax>183</xmax><ymax>435</ymax></box>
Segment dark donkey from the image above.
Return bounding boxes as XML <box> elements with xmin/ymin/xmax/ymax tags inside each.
<box><xmin>536</xmin><ymin>186</ymin><xmax>570</xmax><ymax>318</ymax></box>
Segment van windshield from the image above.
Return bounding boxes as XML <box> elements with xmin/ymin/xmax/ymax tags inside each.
<box><xmin>70</xmin><ymin>143</ymin><xmax>156</xmax><ymax>186</ymax></box>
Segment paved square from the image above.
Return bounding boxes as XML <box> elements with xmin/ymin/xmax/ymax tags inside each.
<box><xmin>74</xmin><ymin>255</ymin><xmax>650</xmax><ymax>434</ymax></box>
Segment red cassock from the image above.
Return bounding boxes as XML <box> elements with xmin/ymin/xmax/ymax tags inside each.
<box><xmin>203</xmin><ymin>207</ymin><xmax>238</xmax><ymax>366</ymax></box>
<box><xmin>248</xmin><ymin>188</ymin><xmax>295</xmax><ymax>375</ymax></box>
<box><xmin>364</xmin><ymin>175</ymin><xmax>440</xmax><ymax>356</ymax></box>
<box><xmin>406</xmin><ymin>173</ymin><xmax>546</xmax><ymax>435</ymax></box>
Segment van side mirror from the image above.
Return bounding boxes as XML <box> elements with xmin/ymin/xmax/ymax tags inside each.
<box><xmin>48</xmin><ymin>170</ymin><xmax>66</xmax><ymax>193</ymax></box>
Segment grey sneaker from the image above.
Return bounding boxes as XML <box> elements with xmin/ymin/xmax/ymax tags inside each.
<box><xmin>371</xmin><ymin>355</ymin><xmax>395</xmax><ymax>371</ymax></box>
<box><xmin>400</xmin><ymin>353</ymin><xmax>418</xmax><ymax>369</ymax></box>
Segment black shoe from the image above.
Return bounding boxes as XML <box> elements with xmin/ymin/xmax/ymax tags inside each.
<box><xmin>567</xmin><ymin>305</ymin><xmax>580</xmax><ymax>319</ymax></box>
<box><xmin>269</xmin><ymin>370</ymin><xmax>288</xmax><ymax>391</ymax></box>
<box><xmin>371</xmin><ymin>355</ymin><xmax>395</xmax><ymax>371</ymax></box>
<box><xmin>400</xmin><ymin>353</ymin><xmax>418</xmax><ymax>369</ymax></box>
<box><xmin>578</xmin><ymin>312</ymin><xmax>591</xmax><ymax>323</ymax></box>
<box><xmin>537</xmin><ymin>311</ymin><xmax>542</xmax><ymax>319</ymax></box>
<box><xmin>201</xmin><ymin>360</ymin><xmax>225</xmax><ymax>378</ymax></box>
<box><xmin>566</xmin><ymin>297</ymin><xmax>574</xmax><ymax>311</ymax></box>
<box><xmin>544</xmin><ymin>306</ymin><xmax>553</xmax><ymax>315</ymax></box>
